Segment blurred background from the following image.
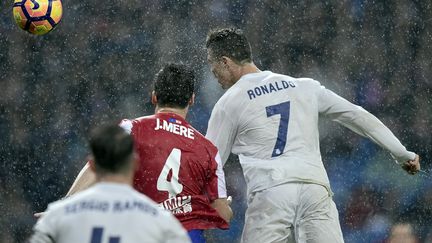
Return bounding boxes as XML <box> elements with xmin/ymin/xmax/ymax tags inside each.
<box><xmin>1</xmin><ymin>0</ymin><xmax>431</xmax><ymax>242</ymax></box>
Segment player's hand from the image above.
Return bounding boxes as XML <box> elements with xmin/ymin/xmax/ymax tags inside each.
<box><xmin>34</xmin><ymin>212</ymin><xmax>45</xmax><ymax>218</ymax></box>
<box><xmin>401</xmin><ymin>154</ymin><xmax>420</xmax><ymax>175</ymax></box>
<box><xmin>227</xmin><ymin>196</ymin><xmax>232</xmax><ymax>205</ymax></box>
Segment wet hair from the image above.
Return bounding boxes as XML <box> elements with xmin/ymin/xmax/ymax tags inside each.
<box><xmin>89</xmin><ymin>124</ymin><xmax>134</xmax><ymax>174</ymax></box>
<box><xmin>153</xmin><ymin>63</ymin><xmax>195</xmax><ymax>109</ymax></box>
<box><xmin>206</xmin><ymin>27</ymin><xmax>252</xmax><ymax>63</ymax></box>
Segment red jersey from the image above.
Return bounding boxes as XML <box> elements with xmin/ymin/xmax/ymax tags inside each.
<box><xmin>119</xmin><ymin>112</ymin><xmax>229</xmax><ymax>231</ymax></box>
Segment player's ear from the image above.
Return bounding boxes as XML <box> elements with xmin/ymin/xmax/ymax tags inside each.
<box><xmin>221</xmin><ymin>56</ymin><xmax>229</xmax><ymax>65</ymax></box>
<box><xmin>151</xmin><ymin>91</ymin><xmax>158</xmax><ymax>105</ymax></box>
<box><xmin>189</xmin><ymin>93</ymin><xmax>195</xmax><ymax>106</ymax></box>
<box><xmin>222</xmin><ymin>56</ymin><xmax>236</xmax><ymax>69</ymax></box>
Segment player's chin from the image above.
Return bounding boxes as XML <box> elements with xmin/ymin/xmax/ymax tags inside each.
<box><xmin>219</xmin><ymin>80</ymin><xmax>231</xmax><ymax>90</ymax></box>
<box><xmin>219</xmin><ymin>81</ymin><xmax>228</xmax><ymax>89</ymax></box>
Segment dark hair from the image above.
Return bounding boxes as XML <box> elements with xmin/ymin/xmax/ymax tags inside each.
<box><xmin>153</xmin><ymin>63</ymin><xmax>195</xmax><ymax>109</ymax></box>
<box><xmin>89</xmin><ymin>124</ymin><xmax>134</xmax><ymax>174</ymax></box>
<box><xmin>206</xmin><ymin>27</ymin><xmax>252</xmax><ymax>63</ymax></box>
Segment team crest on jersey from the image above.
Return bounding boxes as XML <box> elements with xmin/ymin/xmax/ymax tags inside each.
<box><xmin>168</xmin><ymin>118</ymin><xmax>182</xmax><ymax>124</ymax></box>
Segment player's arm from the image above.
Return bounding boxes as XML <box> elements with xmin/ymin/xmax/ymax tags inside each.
<box><xmin>29</xmin><ymin>204</ymin><xmax>58</xmax><ymax>243</ymax></box>
<box><xmin>65</xmin><ymin>161</ymin><xmax>96</xmax><ymax>197</ymax></box>
<box><xmin>207</xmin><ymin>151</ymin><xmax>233</xmax><ymax>223</ymax></box>
<box><xmin>34</xmin><ymin>161</ymin><xmax>96</xmax><ymax>218</ymax></box>
<box><xmin>66</xmin><ymin>119</ymin><xmax>132</xmax><ymax>196</ymax></box>
<box><xmin>317</xmin><ymin>84</ymin><xmax>420</xmax><ymax>174</ymax></box>
<box><xmin>205</xmin><ymin>104</ymin><xmax>237</xmax><ymax>165</ymax></box>
<box><xmin>211</xmin><ymin>198</ymin><xmax>233</xmax><ymax>223</ymax></box>
<box><xmin>28</xmin><ymin>231</ymin><xmax>54</xmax><ymax>243</ymax></box>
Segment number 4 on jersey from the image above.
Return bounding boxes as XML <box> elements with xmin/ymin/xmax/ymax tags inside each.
<box><xmin>157</xmin><ymin>148</ymin><xmax>183</xmax><ymax>198</ymax></box>
<box><xmin>266</xmin><ymin>101</ymin><xmax>290</xmax><ymax>157</ymax></box>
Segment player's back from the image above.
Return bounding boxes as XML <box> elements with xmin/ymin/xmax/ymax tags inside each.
<box><xmin>207</xmin><ymin>71</ymin><xmax>330</xmax><ymax>194</ymax></box>
<box><xmin>33</xmin><ymin>183</ymin><xmax>189</xmax><ymax>243</ymax></box>
<box><xmin>122</xmin><ymin>113</ymin><xmax>228</xmax><ymax>231</ymax></box>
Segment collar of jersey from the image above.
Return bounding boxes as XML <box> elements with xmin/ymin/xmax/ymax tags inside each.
<box><xmin>155</xmin><ymin>112</ymin><xmax>187</xmax><ymax>123</ymax></box>
<box><xmin>93</xmin><ymin>182</ymin><xmax>134</xmax><ymax>191</ymax></box>
<box><xmin>237</xmin><ymin>70</ymin><xmax>272</xmax><ymax>85</ymax></box>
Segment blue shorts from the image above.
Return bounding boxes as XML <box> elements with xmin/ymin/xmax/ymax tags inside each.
<box><xmin>188</xmin><ymin>229</ymin><xmax>205</xmax><ymax>243</ymax></box>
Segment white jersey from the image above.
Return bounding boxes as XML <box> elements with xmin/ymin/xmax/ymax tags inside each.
<box><xmin>206</xmin><ymin>71</ymin><xmax>415</xmax><ymax>195</ymax></box>
<box><xmin>31</xmin><ymin>182</ymin><xmax>191</xmax><ymax>243</ymax></box>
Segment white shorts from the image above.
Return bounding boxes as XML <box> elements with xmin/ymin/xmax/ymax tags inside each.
<box><xmin>241</xmin><ymin>183</ymin><xmax>344</xmax><ymax>243</ymax></box>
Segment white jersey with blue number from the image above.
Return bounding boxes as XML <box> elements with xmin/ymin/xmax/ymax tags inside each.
<box><xmin>206</xmin><ymin>71</ymin><xmax>415</xmax><ymax>195</ymax></box>
<box><xmin>31</xmin><ymin>183</ymin><xmax>191</xmax><ymax>243</ymax></box>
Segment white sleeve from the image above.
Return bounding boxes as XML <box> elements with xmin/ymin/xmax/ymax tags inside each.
<box><xmin>318</xmin><ymin>86</ymin><xmax>416</xmax><ymax>163</ymax></box>
<box><xmin>28</xmin><ymin>231</ymin><xmax>55</xmax><ymax>243</ymax></box>
<box><xmin>30</xmin><ymin>204</ymin><xmax>58</xmax><ymax>243</ymax></box>
<box><xmin>119</xmin><ymin>119</ymin><xmax>133</xmax><ymax>134</ymax></box>
<box><xmin>206</xmin><ymin>104</ymin><xmax>237</xmax><ymax>166</ymax></box>
<box><xmin>215</xmin><ymin>152</ymin><xmax>228</xmax><ymax>198</ymax></box>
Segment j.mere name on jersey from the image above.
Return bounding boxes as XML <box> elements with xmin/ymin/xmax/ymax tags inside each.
<box><xmin>154</xmin><ymin>118</ymin><xmax>194</xmax><ymax>139</ymax></box>
<box><xmin>247</xmin><ymin>80</ymin><xmax>296</xmax><ymax>100</ymax></box>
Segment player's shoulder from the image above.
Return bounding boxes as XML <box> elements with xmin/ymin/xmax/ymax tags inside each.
<box><xmin>195</xmin><ymin>132</ymin><xmax>218</xmax><ymax>152</ymax></box>
<box><xmin>129</xmin><ymin>189</ymin><xmax>177</xmax><ymax>218</ymax></box>
<box><xmin>119</xmin><ymin>115</ymin><xmax>155</xmax><ymax>133</ymax></box>
<box><xmin>291</xmin><ymin>76</ymin><xmax>321</xmax><ymax>87</ymax></box>
<box><xmin>129</xmin><ymin>188</ymin><xmax>158</xmax><ymax>206</ymax></box>
<box><xmin>43</xmin><ymin>188</ymin><xmax>94</xmax><ymax>214</ymax></box>
<box><xmin>184</xmin><ymin>125</ymin><xmax>218</xmax><ymax>154</ymax></box>
<box><xmin>213</xmin><ymin>86</ymin><xmax>247</xmax><ymax>115</ymax></box>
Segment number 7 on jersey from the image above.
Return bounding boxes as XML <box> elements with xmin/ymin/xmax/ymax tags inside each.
<box><xmin>266</xmin><ymin>101</ymin><xmax>290</xmax><ymax>157</ymax></box>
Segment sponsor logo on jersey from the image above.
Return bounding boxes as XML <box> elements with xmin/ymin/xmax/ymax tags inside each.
<box><xmin>155</xmin><ymin>118</ymin><xmax>195</xmax><ymax>139</ymax></box>
<box><xmin>247</xmin><ymin>80</ymin><xmax>296</xmax><ymax>100</ymax></box>
<box><xmin>159</xmin><ymin>195</ymin><xmax>192</xmax><ymax>214</ymax></box>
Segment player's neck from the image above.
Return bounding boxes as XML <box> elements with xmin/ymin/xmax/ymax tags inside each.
<box><xmin>96</xmin><ymin>174</ymin><xmax>133</xmax><ymax>186</ymax></box>
<box><xmin>155</xmin><ymin>106</ymin><xmax>188</xmax><ymax>119</ymax></box>
<box><xmin>238</xmin><ymin>62</ymin><xmax>261</xmax><ymax>80</ymax></box>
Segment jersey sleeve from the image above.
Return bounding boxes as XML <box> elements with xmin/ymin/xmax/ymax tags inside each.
<box><xmin>28</xmin><ymin>231</ymin><xmax>55</xmax><ymax>243</ymax></box>
<box><xmin>31</xmin><ymin>203</ymin><xmax>59</xmax><ymax>243</ymax></box>
<box><xmin>119</xmin><ymin>119</ymin><xmax>133</xmax><ymax>134</ymax></box>
<box><xmin>205</xmin><ymin>151</ymin><xmax>228</xmax><ymax>201</ymax></box>
<box><xmin>317</xmin><ymin>84</ymin><xmax>416</xmax><ymax>163</ymax></box>
<box><xmin>205</xmin><ymin>104</ymin><xmax>237</xmax><ymax>165</ymax></box>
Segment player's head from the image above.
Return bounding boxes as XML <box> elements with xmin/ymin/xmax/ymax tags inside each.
<box><xmin>206</xmin><ymin>27</ymin><xmax>253</xmax><ymax>89</ymax></box>
<box><xmin>388</xmin><ymin>223</ymin><xmax>417</xmax><ymax>243</ymax></box>
<box><xmin>152</xmin><ymin>63</ymin><xmax>195</xmax><ymax>109</ymax></box>
<box><xmin>89</xmin><ymin>124</ymin><xmax>136</xmax><ymax>178</ymax></box>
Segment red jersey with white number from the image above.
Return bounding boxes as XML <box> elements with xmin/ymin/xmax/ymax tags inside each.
<box><xmin>119</xmin><ymin>112</ymin><xmax>228</xmax><ymax>231</ymax></box>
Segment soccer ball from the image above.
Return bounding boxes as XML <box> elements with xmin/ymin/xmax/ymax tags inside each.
<box><xmin>13</xmin><ymin>0</ymin><xmax>62</xmax><ymax>35</ymax></box>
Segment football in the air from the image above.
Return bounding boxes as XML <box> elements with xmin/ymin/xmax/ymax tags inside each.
<box><xmin>13</xmin><ymin>0</ymin><xmax>62</xmax><ymax>35</ymax></box>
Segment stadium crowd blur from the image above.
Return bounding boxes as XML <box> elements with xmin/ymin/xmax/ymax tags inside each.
<box><xmin>1</xmin><ymin>1</ymin><xmax>431</xmax><ymax>242</ymax></box>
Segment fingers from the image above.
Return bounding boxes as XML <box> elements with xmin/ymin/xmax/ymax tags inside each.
<box><xmin>403</xmin><ymin>155</ymin><xmax>420</xmax><ymax>175</ymax></box>
<box><xmin>34</xmin><ymin>212</ymin><xmax>45</xmax><ymax>218</ymax></box>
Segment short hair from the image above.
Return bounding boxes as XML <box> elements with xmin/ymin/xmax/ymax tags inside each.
<box><xmin>206</xmin><ymin>27</ymin><xmax>252</xmax><ymax>63</ymax></box>
<box><xmin>89</xmin><ymin>124</ymin><xmax>134</xmax><ymax>174</ymax></box>
<box><xmin>153</xmin><ymin>63</ymin><xmax>195</xmax><ymax>109</ymax></box>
